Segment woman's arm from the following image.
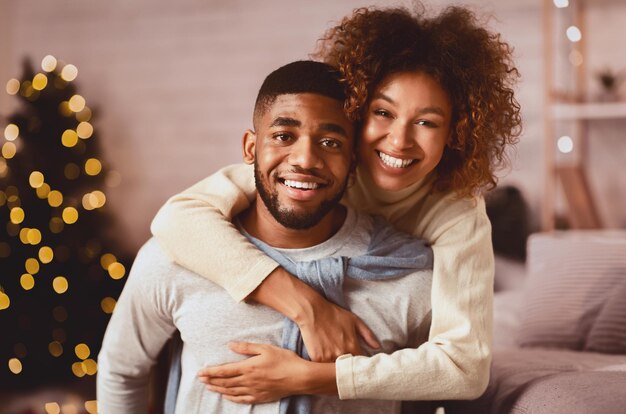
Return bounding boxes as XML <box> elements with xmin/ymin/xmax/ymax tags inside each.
<box><xmin>335</xmin><ymin>202</ymin><xmax>494</xmax><ymax>400</ymax></box>
<box><xmin>151</xmin><ymin>163</ymin><xmax>379</xmax><ymax>360</ymax></box>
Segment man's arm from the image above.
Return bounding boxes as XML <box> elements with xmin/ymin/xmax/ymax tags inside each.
<box><xmin>97</xmin><ymin>240</ymin><xmax>177</xmax><ymax>413</ymax></box>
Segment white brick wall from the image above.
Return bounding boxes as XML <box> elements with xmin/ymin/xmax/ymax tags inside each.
<box><xmin>0</xmin><ymin>0</ymin><xmax>624</xmax><ymax>250</ymax></box>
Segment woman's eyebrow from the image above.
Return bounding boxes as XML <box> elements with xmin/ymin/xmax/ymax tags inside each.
<box><xmin>373</xmin><ymin>92</ymin><xmax>446</xmax><ymax>117</ymax></box>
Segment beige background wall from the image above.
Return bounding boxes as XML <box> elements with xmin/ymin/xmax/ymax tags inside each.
<box><xmin>1</xmin><ymin>0</ymin><xmax>625</xmax><ymax>251</ymax></box>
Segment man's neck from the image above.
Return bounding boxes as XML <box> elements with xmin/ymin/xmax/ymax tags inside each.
<box><xmin>238</xmin><ymin>200</ymin><xmax>346</xmax><ymax>249</ymax></box>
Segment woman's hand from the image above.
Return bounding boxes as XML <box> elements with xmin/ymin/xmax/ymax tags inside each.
<box><xmin>295</xmin><ymin>294</ymin><xmax>379</xmax><ymax>362</ymax></box>
<box><xmin>247</xmin><ymin>267</ymin><xmax>380</xmax><ymax>362</ymax></box>
<box><xmin>197</xmin><ymin>342</ymin><xmax>336</xmax><ymax>404</ymax></box>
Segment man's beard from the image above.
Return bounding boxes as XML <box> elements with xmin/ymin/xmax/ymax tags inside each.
<box><xmin>254</xmin><ymin>164</ymin><xmax>347</xmax><ymax>230</ymax></box>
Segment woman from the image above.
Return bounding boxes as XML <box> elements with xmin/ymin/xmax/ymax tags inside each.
<box><xmin>151</xmin><ymin>4</ymin><xmax>521</xmax><ymax>404</ymax></box>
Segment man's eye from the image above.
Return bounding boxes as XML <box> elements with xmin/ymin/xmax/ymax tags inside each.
<box><xmin>321</xmin><ymin>139</ymin><xmax>341</xmax><ymax>149</ymax></box>
<box><xmin>273</xmin><ymin>133</ymin><xmax>292</xmax><ymax>142</ymax></box>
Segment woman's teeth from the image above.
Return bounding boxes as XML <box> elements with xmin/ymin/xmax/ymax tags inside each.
<box><xmin>377</xmin><ymin>151</ymin><xmax>415</xmax><ymax>168</ymax></box>
<box><xmin>283</xmin><ymin>180</ymin><xmax>320</xmax><ymax>190</ymax></box>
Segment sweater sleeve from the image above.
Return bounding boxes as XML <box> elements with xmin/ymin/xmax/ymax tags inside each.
<box><xmin>97</xmin><ymin>241</ymin><xmax>178</xmax><ymax>413</ymax></box>
<box><xmin>150</xmin><ymin>163</ymin><xmax>279</xmax><ymax>302</ymax></box>
<box><xmin>336</xmin><ymin>207</ymin><xmax>494</xmax><ymax>400</ymax></box>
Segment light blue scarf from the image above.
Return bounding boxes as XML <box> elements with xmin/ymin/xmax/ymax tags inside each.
<box><xmin>165</xmin><ymin>215</ymin><xmax>433</xmax><ymax>414</ymax></box>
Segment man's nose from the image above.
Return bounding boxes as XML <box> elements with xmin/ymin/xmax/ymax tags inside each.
<box><xmin>288</xmin><ymin>138</ymin><xmax>324</xmax><ymax>170</ymax></box>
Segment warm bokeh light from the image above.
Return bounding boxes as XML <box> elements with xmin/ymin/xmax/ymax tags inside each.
<box><xmin>10</xmin><ymin>207</ymin><xmax>25</xmax><ymax>224</ymax></box>
<box><xmin>58</xmin><ymin>101</ymin><xmax>73</xmax><ymax>117</ymax></box>
<box><xmin>19</xmin><ymin>228</ymin><xmax>30</xmax><ymax>244</ymax></box>
<box><xmin>20</xmin><ymin>274</ymin><xmax>35</xmax><ymax>290</ymax></box>
<box><xmin>76</xmin><ymin>107</ymin><xmax>92</xmax><ymax>122</ymax></box>
<box><xmin>61</xmin><ymin>64</ymin><xmax>78</xmax><ymax>82</ymax></box>
<box><xmin>76</xmin><ymin>122</ymin><xmax>94</xmax><ymax>139</ymax></box>
<box><xmin>568</xmin><ymin>50</ymin><xmax>583</xmax><ymax>66</ymax></box>
<box><xmin>566</xmin><ymin>25</ymin><xmax>582</xmax><ymax>42</ymax></box>
<box><xmin>48</xmin><ymin>190</ymin><xmax>63</xmax><ymax>207</ymax></box>
<box><xmin>93</xmin><ymin>190</ymin><xmax>106</xmax><ymax>208</ymax></box>
<box><xmin>49</xmin><ymin>217</ymin><xmax>64</xmax><ymax>233</ymax></box>
<box><xmin>0</xmin><ymin>292</ymin><xmax>10</xmax><ymax>310</ymax></box>
<box><xmin>101</xmin><ymin>297</ymin><xmax>116</xmax><ymax>314</ymax></box>
<box><xmin>2</xmin><ymin>142</ymin><xmax>17</xmax><ymax>159</ymax></box>
<box><xmin>0</xmin><ymin>242</ymin><xmax>10</xmax><ymax>258</ymax></box>
<box><xmin>6</xmin><ymin>78</ymin><xmax>20</xmax><ymax>95</ymax></box>
<box><xmin>44</xmin><ymin>402</ymin><xmax>61</xmax><ymax>414</ymax></box>
<box><xmin>100</xmin><ymin>253</ymin><xmax>116</xmax><ymax>270</ymax></box>
<box><xmin>52</xmin><ymin>276</ymin><xmax>69</xmax><ymax>294</ymax></box>
<box><xmin>25</xmin><ymin>258</ymin><xmax>40</xmax><ymax>274</ymax></box>
<box><xmin>39</xmin><ymin>246</ymin><xmax>54</xmax><ymax>263</ymax></box>
<box><xmin>557</xmin><ymin>135</ymin><xmax>574</xmax><ymax>153</ymax></box>
<box><xmin>29</xmin><ymin>171</ymin><xmax>45</xmax><ymax>188</ymax></box>
<box><xmin>75</xmin><ymin>343</ymin><xmax>90</xmax><ymax>360</ymax></box>
<box><xmin>64</xmin><ymin>163</ymin><xmax>80</xmax><ymax>180</ymax></box>
<box><xmin>48</xmin><ymin>341</ymin><xmax>63</xmax><ymax>357</ymax></box>
<box><xmin>41</xmin><ymin>55</ymin><xmax>58</xmax><ymax>72</ymax></box>
<box><xmin>53</xmin><ymin>306</ymin><xmax>67</xmax><ymax>322</ymax></box>
<box><xmin>68</xmin><ymin>95</ymin><xmax>86</xmax><ymax>112</ymax></box>
<box><xmin>32</xmin><ymin>73</ymin><xmax>48</xmax><ymax>91</ymax></box>
<box><xmin>27</xmin><ymin>228</ymin><xmax>42</xmax><ymax>245</ymax></box>
<box><xmin>84</xmin><ymin>158</ymin><xmax>102</xmax><ymax>176</ymax></box>
<box><xmin>108</xmin><ymin>262</ymin><xmax>126</xmax><ymax>279</ymax></box>
<box><xmin>62</xmin><ymin>207</ymin><xmax>79</xmax><ymax>224</ymax></box>
<box><xmin>72</xmin><ymin>361</ymin><xmax>86</xmax><ymax>378</ymax></box>
<box><xmin>4</xmin><ymin>124</ymin><xmax>19</xmax><ymax>141</ymax></box>
<box><xmin>36</xmin><ymin>183</ymin><xmax>51</xmax><ymax>199</ymax></box>
<box><xmin>8</xmin><ymin>358</ymin><xmax>22</xmax><ymax>374</ymax></box>
<box><xmin>82</xmin><ymin>358</ymin><xmax>98</xmax><ymax>375</ymax></box>
<box><xmin>85</xmin><ymin>401</ymin><xmax>98</xmax><ymax>414</ymax></box>
<box><xmin>61</xmin><ymin>129</ymin><xmax>79</xmax><ymax>148</ymax></box>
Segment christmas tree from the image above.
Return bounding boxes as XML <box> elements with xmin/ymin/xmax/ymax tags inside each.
<box><xmin>0</xmin><ymin>56</ymin><xmax>128</xmax><ymax>390</ymax></box>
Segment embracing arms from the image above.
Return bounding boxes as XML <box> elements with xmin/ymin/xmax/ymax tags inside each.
<box><xmin>151</xmin><ymin>163</ymin><xmax>378</xmax><ymax>361</ymax></box>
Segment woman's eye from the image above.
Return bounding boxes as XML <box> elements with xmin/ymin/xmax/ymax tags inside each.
<box><xmin>416</xmin><ymin>120</ymin><xmax>438</xmax><ymax>128</ymax></box>
<box><xmin>374</xmin><ymin>109</ymin><xmax>392</xmax><ymax>118</ymax></box>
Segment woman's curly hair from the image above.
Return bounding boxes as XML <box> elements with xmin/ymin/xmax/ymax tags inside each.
<box><xmin>313</xmin><ymin>5</ymin><xmax>522</xmax><ymax>198</ymax></box>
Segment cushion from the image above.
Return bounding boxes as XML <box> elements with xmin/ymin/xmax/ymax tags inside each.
<box><xmin>517</xmin><ymin>231</ymin><xmax>626</xmax><ymax>350</ymax></box>
<box><xmin>585</xmin><ymin>277</ymin><xmax>626</xmax><ymax>354</ymax></box>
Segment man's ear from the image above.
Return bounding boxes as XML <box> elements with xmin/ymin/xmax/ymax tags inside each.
<box><xmin>242</xmin><ymin>129</ymin><xmax>256</xmax><ymax>164</ymax></box>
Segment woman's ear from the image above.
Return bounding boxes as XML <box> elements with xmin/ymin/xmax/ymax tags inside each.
<box><xmin>242</xmin><ymin>130</ymin><xmax>256</xmax><ymax>164</ymax></box>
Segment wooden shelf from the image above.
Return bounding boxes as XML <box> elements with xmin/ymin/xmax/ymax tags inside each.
<box><xmin>551</xmin><ymin>101</ymin><xmax>626</xmax><ymax>120</ymax></box>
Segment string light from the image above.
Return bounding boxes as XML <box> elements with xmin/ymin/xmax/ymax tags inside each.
<box><xmin>2</xmin><ymin>142</ymin><xmax>17</xmax><ymax>159</ymax></box>
<box><xmin>36</xmin><ymin>183</ymin><xmax>51</xmax><ymax>199</ymax></box>
<box><xmin>5</xmin><ymin>79</ymin><xmax>20</xmax><ymax>95</ymax></box>
<box><xmin>48</xmin><ymin>341</ymin><xmax>63</xmax><ymax>357</ymax></box>
<box><xmin>566</xmin><ymin>25</ymin><xmax>582</xmax><ymax>42</ymax></box>
<box><xmin>8</xmin><ymin>358</ymin><xmax>22</xmax><ymax>374</ymax></box>
<box><xmin>20</xmin><ymin>274</ymin><xmax>35</xmax><ymax>290</ymax></box>
<box><xmin>29</xmin><ymin>171</ymin><xmax>45</xmax><ymax>188</ymax></box>
<box><xmin>68</xmin><ymin>95</ymin><xmax>86</xmax><ymax>112</ymax></box>
<box><xmin>52</xmin><ymin>276</ymin><xmax>69</xmax><ymax>294</ymax></box>
<box><xmin>41</xmin><ymin>55</ymin><xmax>58</xmax><ymax>72</ymax></box>
<box><xmin>75</xmin><ymin>344</ymin><xmax>90</xmax><ymax>360</ymax></box>
<box><xmin>84</xmin><ymin>158</ymin><xmax>102</xmax><ymax>176</ymax></box>
<box><xmin>557</xmin><ymin>135</ymin><xmax>574</xmax><ymax>153</ymax></box>
<box><xmin>100</xmin><ymin>297</ymin><xmax>116</xmax><ymax>314</ymax></box>
<box><xmin>32</xmin><ymin>74</ymin><xmax>48</xmax><ymax>91</ymax></box>
<box><xmin>553</xmin><ymin>0</ymin><xmax>569</xmax><ymax>8</ymax></box>
<box><xmin>61</xmin><ymin>130</ymin><xmax>79</xmax><ymax>148</ymax></box>
<box><xmin>0</xmin><ymin>292</ymin><xmax>11</xmax><ymax>310</ymax></box>
<box><xmin>76</xmin><ymin>122</ymin><xmax>93</xmax><ymax>139</ymax></box>
<box><xmin>48</xmin><ymin>190</ymin><xmax>63</xmax><ymax>207</ymax></box>
<box><xmin>60</xmin><ymin>64</ymin><xmax>78</xmax><ymax>82</ymax></box>
<box><xmin>108</xmin><ymin>262</ymin><xmax>126</xmax><ymax>280</ymax></box>
<box><xmin>4</xmin><ymin>124</ymin><xmax>19</xmax><ymax>141</ymax></box>
<box><xmin>10</xmin><ymin>207</ymin><xmax>25</xmax><ymax>224</ymax></box>
<box><xmin>62</xmin><ymin>207</ymin><xmax>79</xmax><ymax>224</ymax></box>
<box><xmin>44</xmin><ymin>402</ymin><xmax>60</xmax><ymax>414</ymax></box>
<box><xmin>39</xmin><ymin>246</ymin><xmax>54</xmax><ymax>263</ymax></box>
<box><xmin>25</xmin><ymin>258</ymin><xmax>40</xmax><ymax>274</ymax></box>
<box><xmin>85</xmin><ymin>401</ymin><xmax>98</xmax><ymax>414</ymax></box>
<box><xmin>26</xmin><ymin>228</ymin><xmax>42</xmax><ymax>245</ymax></box>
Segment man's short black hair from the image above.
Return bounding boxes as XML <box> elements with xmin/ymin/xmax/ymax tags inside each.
<box><xmin>253</xmin><ymin>60</ymin><xmax>346</xmax><ymax>129</ymax></box>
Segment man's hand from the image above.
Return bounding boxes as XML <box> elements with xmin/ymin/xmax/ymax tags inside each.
<box><xmin>247</xmin><ymin>267</ymin><xmax>380</xmax><ymax>362</ymax></box>
<box><xmin>198</xmin><ymin>342</ymin><xmax>323</xmax><ymax>404</ymax></box>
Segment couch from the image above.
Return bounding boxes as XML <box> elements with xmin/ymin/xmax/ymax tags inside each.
<box><xmin>446</xmin><ymin>230</ymin><xmax>626</xmax><ymax>414</ymax></box>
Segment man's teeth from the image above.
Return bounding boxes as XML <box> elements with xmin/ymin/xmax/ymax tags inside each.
<box><xmin>378</xmin><ymin>151</ymin><xmax>415</xmax><ymax>168</ymax></box>
<box><xmin>283</xmin><ymin>180</ymin><xmax>320</xmax><ymax>190</ymax></box>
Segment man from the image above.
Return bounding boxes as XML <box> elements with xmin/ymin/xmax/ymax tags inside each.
<box><xmin>97</xmin><ymin>61</ymin><xmax>432</xmax><ymax>413</ymax></box>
